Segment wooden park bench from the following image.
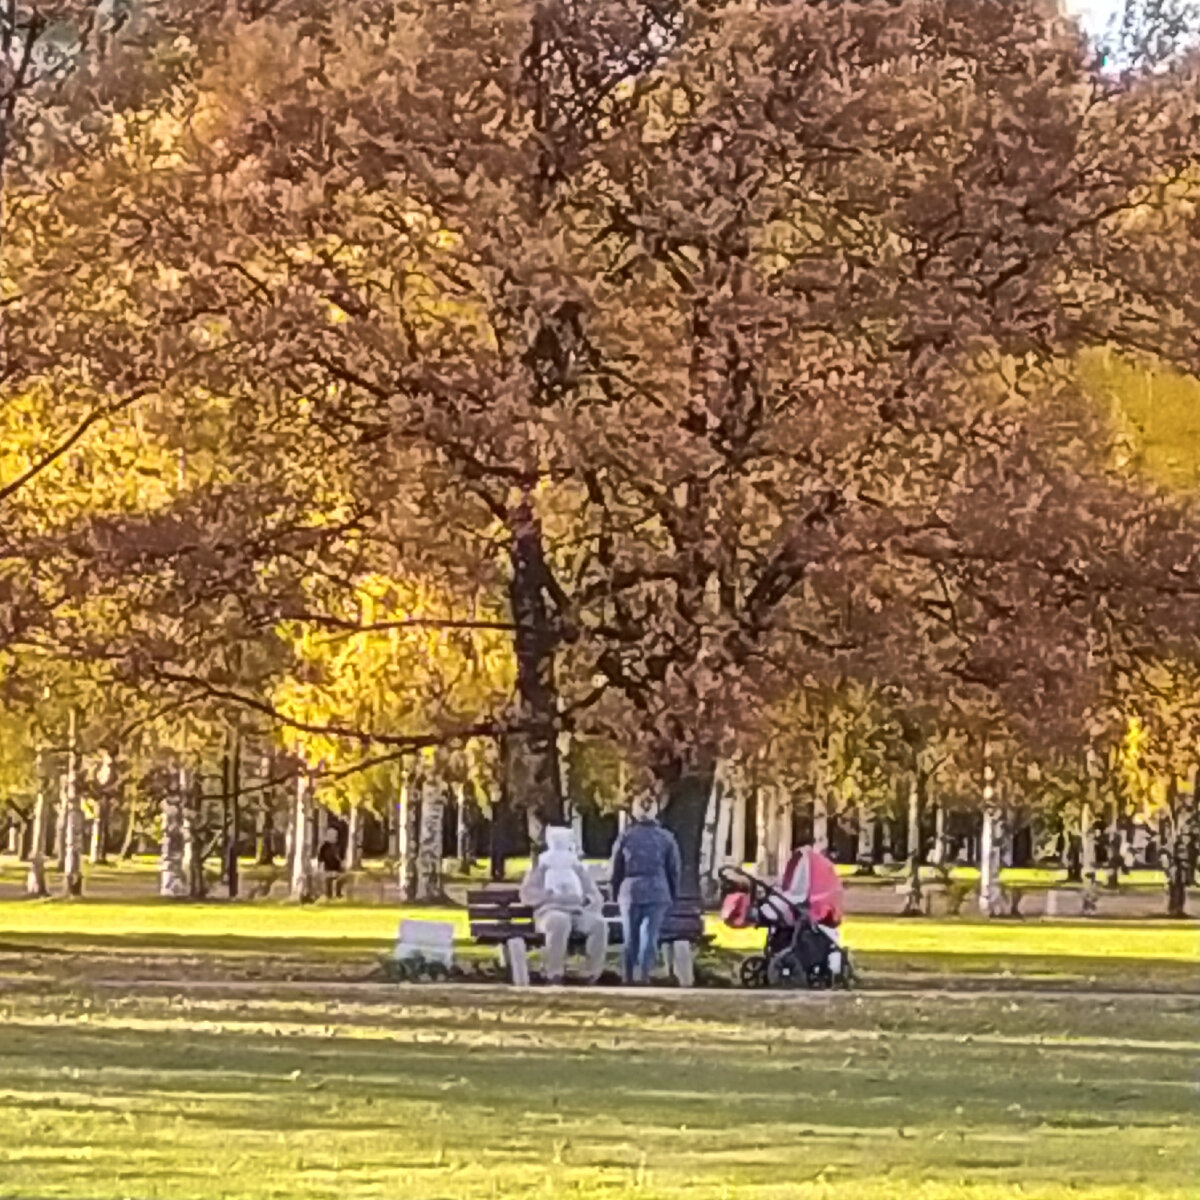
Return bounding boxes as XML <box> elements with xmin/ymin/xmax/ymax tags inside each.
<box><xmin>466</xmin><ymin>885</ymin><xmax>706</xmax><ymax>988</ymax></box>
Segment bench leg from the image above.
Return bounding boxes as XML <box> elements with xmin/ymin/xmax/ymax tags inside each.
<box><xmin>504</xmin><ymin>937</ymin><xmax>531</xmax><ymax>987</ymax></box>
<box><xmin>671</xmin><ymin>940</ymin><xmax>694</xmax><ymax>988</ymax></box>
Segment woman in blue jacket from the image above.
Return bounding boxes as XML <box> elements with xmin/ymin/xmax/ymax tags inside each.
<box><xmin>609</xmin><ymin>795</ymin><xmax>682</xmax><ymax>984</ymax></box>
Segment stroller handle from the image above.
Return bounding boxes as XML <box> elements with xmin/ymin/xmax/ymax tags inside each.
<box><xmin>717</xmin><ymin>864</ymin><xmax>803</xmax><ymax>919</ymax></box>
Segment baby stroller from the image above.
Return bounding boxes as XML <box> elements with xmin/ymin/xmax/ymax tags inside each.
<box><xmin>719</xmin><ymin>859</ymin><xmax>854</xmax><ymax>989</ymax></box>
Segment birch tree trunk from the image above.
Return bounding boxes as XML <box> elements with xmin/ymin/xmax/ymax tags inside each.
<box><xmin>455</xmin><ymin>786</ymin><xmax>473</xmax><ymax>873</ymax></box>
<box><xmin>978</xmin><ymin>762</ymin><xmax>1003</xmax><ymax>917</ymax></box>
<box><xmin>697</xmin><ymin>770</ymin><xmax>721</xmax><ymax>894</ymax></box>
<box><xmin>713</xmin><ymin>772</ymin><xmax>734</xmax><ymax>868</ymax></box>
<box><xmin>777</xmin><ymin>793</ymin><xmax>794</xmax><ymax>870</ymax></box>
<box><xmin>256</xmin><ymin>752</ymin><xmax>276</xmax><ymax>865</ymax></box>
<box><xmin>53</xmin><ymin>785</ymin><xmax>66</xmax><ymax>871</ymax></box>
<box><xmin>25</xmin><ymin>751</ymin><xmax>49</xmax><ymax>897</ymax></box>
<box><xmin>397</xmin><ymin>767</ymin><xmax>419</xmax><ymax>902</ymax></box>
<box><xmin>160</xmin><ymin>769</ymin><xmax>186</xmax><ymax>898</ymax></box>
<box><xmin>902</xmin><ymin>774</ymin><xmax>923</xmax><ymax>915</ymax></box>
<box><xmin>416</xmin><ymin>781</ymin><xmax>445</xmax><ymax>901</ymax></box>
<box><xmin>929</xmin><ymin>803</ymin><xmax>948</xmax><ymax>867</ymax></box>
<box><xmin>119</xmin><ymin>786</ymin><xmax>137</xmax><ymax>860</ymax></box>
<box><xmin>290</xmin><ymin>772</ymin><xmax>314</xmax><ymax>902</ymax></box>
<box><xmin>182</xmin><ymin>772</ymin><xmax>205</xmax><ymax>900</ymax></box>
<box><xmin>812</xmin><ymin>794</ymin><xmax>829</xmax><ymax>855</ymax></box>
<box><xmin>755</xmin><ymin>786</ymin><xmax>778</xmax><ymax>878</ymax></box>
<box><xmin>730</xmin><ymin>783</ymin><xmax>747</xmax><ymax>868</ymax></box>
<box><xmin>856</xmin><ymin>808</ymin><xmax>876</xmax><ymax>875</ymax></box>
<box><xmin>61</xmin><ymin>709</ymin><xmax>83</xmax><ymax>898</ymax></box>
<box><xmin>283</xmin><ymin>783</ymin><xmax>297</xmax><ymax>880</ymax></box>
<box><xmin>346</xmin><ymin>803</ymin><xmax>364</xmax><ymax>871</ymax></box>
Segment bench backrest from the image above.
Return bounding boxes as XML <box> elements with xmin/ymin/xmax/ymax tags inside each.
<box><xmin>466</xmin><ymin>886</ymin><xmax>704</xmax><ymax>944</ymax></box>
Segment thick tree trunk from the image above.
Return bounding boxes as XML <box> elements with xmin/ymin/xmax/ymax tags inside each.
<box><xmin>160</xmin><ymin>769</ymin><xmax>187</xmax><ymax>898</ymax></box>
<box><xmin>397</xmin><ymin>766</ymin><xmax>419</xmax><ymax>901</ymax></box>
<box><xmin>505</xmin><ymin>503</ymin><xmax>565</xmax><ymax>833</ymax></box>
<box><xmin>119</xmin><ymin>792</ymin><xmax>137</xmax><ymax>860</ymax></box>
<box><xmin>657</xmin><ymin>750</ymin><xmax>717</xmax><ymax>901</ymax></box>
<box><xmin>416</xmin><ymin>783</ymin><xmax>445</xmax><ymax>901</ymax></box>
<box><xmin>978</xmin><ymin>763</ymin><xmax>1003</xmax><ymax>917</ymax></box>
<box><xmin>26</xmin><ymin>752</ymin><xmax>49</xmax><ymax>897</ymax></box>
<box><xmin>346</xmin><ymin>803</ymin><xmax>364</xmax><ymax>871</ymax></box>
<box><xmin>61</xmin><ymin>710</ymin><xmax>83</xmax><ymax>898</ymax></box>
<box><xmin>290</xmin><ymin>773</ymin><xmax>314</xmax><ymax>902</ymax></box>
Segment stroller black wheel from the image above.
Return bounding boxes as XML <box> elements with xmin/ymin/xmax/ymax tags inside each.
<box><xmin>766</xmin><ymin>950</ymin><xmax>808</xmax><ymax>989</ymax></box>
<box><xmin>739</xmin><ymin>956</ymin><xmax>768</xmax><ymax>989</ymax></box>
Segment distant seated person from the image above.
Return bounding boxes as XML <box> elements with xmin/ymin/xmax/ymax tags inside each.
<box><xmin>317</xmin><ymin>827</ymin><xmax>345</xmax><ymax>899</ymax></box>
<box><xmin>519</xmin><ymin>827</ymin><xmax>609</xmax><ymax>985</ymax></box>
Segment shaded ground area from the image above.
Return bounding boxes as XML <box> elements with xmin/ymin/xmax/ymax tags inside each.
<box><xmin>0</xmin><ymin>975</ymin><xmax>1197</xmax><ymax>1200</ymax></box>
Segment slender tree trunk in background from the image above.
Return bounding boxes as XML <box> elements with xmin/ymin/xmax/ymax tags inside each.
<box><xmin>978</xmin><ymin>762</ymin><xmax>1003</xmax><ymax>918</ymax></box>
<box><xmin>26</xmin><ymin>751</ymin><xmax>49</xmax><ymax>897</ymax></box>
<box><xmin>182</xmin><ymin>772</ymin><xmax>205</xmax><ymax>900</ymax></box>
<box><xmin>224</xmin><ymin>737</ymin><xmax>241</xmax><ymax>900</ymax></box>
<box><xmin>256</xmin><ymin>752</ymin><xmax>276</xmax><ymax>865</ymax></box>
<box><xmin>1164</xmin><ymin>774</ymin><xmax>1193</xmax><ymax>918</ymax></box>
<box><xmin>455</xmin><ymin>786</ymin><xmax>473</xmax><ymax>873</ymax></box>
<box><xmin>929</xmin><ymin>802</ymin><xmax>948</xmax><ymax>868</ymax></box>
<box><xmin>777</xmin><ymin>793</ymin><xmax>794</xmax><ymax>868</ymax></box>
<box><xmin>88</xmin><ymin>798</ymin><xmax>107</xmax><ymax>865</ymax></box>
<box><xmin>6</xmin><ymin>822</ymin><xmax>19</xmax><ymax>855</ymax></box>
<box><xmin>160</xmin><ymin>769</ymin><xmax>186</xmax><ymax>897</ymax></box>
<box><xmin>283</xmin><ymin>783</ymin><xmax>296</xmax><ymax>880</ymax></box>
<box><xmin>397</xmin><ymin>766</ymin><xmax>419</xmax><ymax>902</ymax></box>
<box><xmin>505</xmin><ymin>504</ymin><xmax>565</xmax><ymax>834</ymax></box>
<box><xmin>903</xmin><ymin>774</ymin><xmax>924</xmax><ymax>916</ymax></box>
<box><xmin>346</xmin><ymin>803</ymin><xmax>364</xmax><ymax>871</ymax></box>
<box><xmin>16</xmin><ymin>815</ymin><xmax>31</xmax><ymax>860</ymax></box>
<box><xmin>1106</xmin><ymin>789</ymin><xmax>1123</xmax><ymax>890</ymax></box>
<box><xmin>290</xmin><ymin>772</ymin><xmax>314</xmax><ymax>902</ymax></box>
<box><xmin>53</xmin><ymin>784</ymin><xmax>66</xmax><ymax>871</ymax></box>
<box><xmin>812</xmin><ymin>794</ymin><xmax>829</xmax><ymax>855</ymax></box>
<box><xmin>1081</xmin><ymin>761</ymin><xmax>1099</xmax><ymax>914</ymax></box>
<box><xmin>713</xmin><ymin>768</ymin><xmax>734</xmax><ymax>870</ymax></box>
<box><xmin>61</xmin><ymin>709</ymin><xmax>83</xmax><ymax>898</ymax></box>
<box><xmin>697</xmin><ymin>771</ymin><xmax>720</xmax><ymax>897</ymax></box>
<box><xmin>855</xmin><ymin>808</ymin><xmax>876</xmax><ymax>875</ymax></box>
<box><xmin>755</xmin><ymin>785</ymin><xmax>777</xmax><ymax>879</ymax></box>
<box><xmin>416</xmin><ymin>781</ymin><xmax>445</xmax><ymax>901</ymax></box>
<box><xmin>730</xmin><ymin>781</ymin><xmax>747</xmax><ymax>868</ymax></box>
<box><xmin>119</xmin><ymin>789</ymin><xmax>137</xmax><ymax>860</ymax></box>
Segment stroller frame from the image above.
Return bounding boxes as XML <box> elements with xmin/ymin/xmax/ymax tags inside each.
<box><xmin>718</xmin><ymin>864</ymin><xmax>854</xmax><ymax>989</ymax></box>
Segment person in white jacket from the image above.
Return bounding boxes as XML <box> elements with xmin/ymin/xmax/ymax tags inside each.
<box><xmin>519</xmin><ymin>827</ymin><xmax>609</xmax><ymax>984</ymax></box>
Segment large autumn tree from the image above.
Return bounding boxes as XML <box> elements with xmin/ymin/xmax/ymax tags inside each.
<box><xmin>16</xmin><ymin>0</ymin><xmax>1200</xmax><ymax>899</ymax></box>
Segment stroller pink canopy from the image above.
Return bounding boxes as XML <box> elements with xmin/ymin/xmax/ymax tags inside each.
<box><xmin>781</xmin><ymin>847</ymin><xmax>845</xmax><ymax>926</ymax></box>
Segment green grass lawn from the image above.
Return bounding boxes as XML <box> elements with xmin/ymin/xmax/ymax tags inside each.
<box><xmin>0</xmin><ymin>980</ymin><xmax>1196</xmax><ymax>1200</ymax></box>
<box><xmin>1</xmin><ymin>899</ymin><xmax>1196</xmax><ymax>991</ymax></box>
